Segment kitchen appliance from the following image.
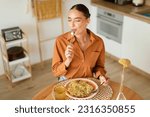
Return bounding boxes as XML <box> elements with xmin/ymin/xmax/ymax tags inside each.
<box><xmin>104</xmin><ymin>0</ymin><xmax>132</xmax><ymax>5</ymax></box>
<box><xmin>97</xmin><ymin>8</ymin><xmax>123</xmax><ymax>44</ymax></box>
<box><xmin>1</xmin><ymin>27</ymin><xmax>23</xmax><ymax>42</ymax></box>
<box><xmin>132</xmin><ymin>0</ymin><xmax>145</xmax><ymax>6</ymax></box>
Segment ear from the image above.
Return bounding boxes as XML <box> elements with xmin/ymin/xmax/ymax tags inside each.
<box><xmin>87</xmin><ymin>18</ymin><xmax>90</xmax><ymax>24</ymax></box>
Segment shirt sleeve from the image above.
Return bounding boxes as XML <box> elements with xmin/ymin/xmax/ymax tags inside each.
<box><xmin>52</xmin><ymin>38</ymin><xmax>68</xmax><ymax>77</ymax></box>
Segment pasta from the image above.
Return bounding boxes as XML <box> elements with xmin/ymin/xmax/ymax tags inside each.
<box><xmin>66</xmin><ymin>80</ymin><xmax>94</xmax><ymax>98</ymax></box>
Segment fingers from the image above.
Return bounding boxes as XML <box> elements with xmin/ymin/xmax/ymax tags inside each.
<box><xmin>99</xmin><ymin>76</ymin><xmax>109</xmax><ymax>86</ymax></box>
<box><xmin>66</xmin><ymin>45</ymin><xmax>73</xmax><ymax>51</ymax></box>
<box><xmin>99</xmin><ymin>76</ymin><xmax>106</xmax><ymax>83</ymax></box>
<box><xmin>65</xmin><ymin>45</ymin><xmax>74</xmax><ymax>61</ymax></box>
<box><xmin>93</xmin><ymin>73</ymin><xmax>96</xmax><ymax>78</ymax></box>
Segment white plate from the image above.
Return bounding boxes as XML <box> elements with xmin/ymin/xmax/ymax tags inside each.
<box><xmin>65</xmin><ymin>78</ymin><xmax>99</xmax><ymax>100</ymax></box>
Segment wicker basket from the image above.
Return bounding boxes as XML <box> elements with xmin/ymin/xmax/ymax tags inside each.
<box><xmin>7</xmin><ymin>46</ymin><xmax>25</xmax><ymax>61</ymax></box>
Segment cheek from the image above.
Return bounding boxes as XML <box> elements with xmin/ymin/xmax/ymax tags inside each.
<box><xmin>78</xmin><ymin>23</ymin><xmax>87</xmax><ymax>29</ymax></box>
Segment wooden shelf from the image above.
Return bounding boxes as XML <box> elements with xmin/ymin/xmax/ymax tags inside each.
<box><xmin>11</xmin><ymin>65</ymin><xmax>31</xmax><ymax>83</ymax></box>
<box><xmin>2</xmin><ymin>52</ymin><xmax>29</xmax><ymax>66</ymax></box>
<box><xmin>0</xmin><ymin>33</ymin><xmax>32</xmax><ymax>85</ymax></box>
<box><xmin>6</xmin><ymin>38</ymin><xmax>26</xmax><ymax>46</ymax></box>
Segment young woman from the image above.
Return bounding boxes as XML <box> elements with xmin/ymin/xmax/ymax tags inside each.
<box><xmin>52</xmin><ymin>4</ymin><xmax>108</xmax><ymax>84</ymax></box>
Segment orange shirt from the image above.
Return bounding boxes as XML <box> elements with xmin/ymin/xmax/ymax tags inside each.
<box><xmin>52</xmin><ymin>29</ymin><xmax>106</xmax><ymax>79</ymax></box>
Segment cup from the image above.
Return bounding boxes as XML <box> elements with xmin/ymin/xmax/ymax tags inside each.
<box><xmin>53</xmin><ymin>85</ymin><xmax>67</xmax><ymax>100</ymax></box>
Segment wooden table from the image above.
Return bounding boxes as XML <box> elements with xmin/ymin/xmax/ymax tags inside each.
<box><xmin>32</xmin><ymin>80</ymin><xmax>143</xmax><ymax>100</ymax></box>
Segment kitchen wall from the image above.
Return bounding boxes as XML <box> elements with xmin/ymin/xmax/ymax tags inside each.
<box><xmin>0</xmin><ymin>0</ymin><xmax>91</xmax><ymax>75</ymax></box>
<box><xmin>0</xmin><ymin>0</ymin><xmax>41</xmax><ymax>75</ymax></box>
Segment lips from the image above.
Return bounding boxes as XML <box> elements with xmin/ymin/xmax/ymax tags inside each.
<box><xmin>71</xmin><ymin>29</ymin><xmax>76</xmax><ymax>34</ymax></box>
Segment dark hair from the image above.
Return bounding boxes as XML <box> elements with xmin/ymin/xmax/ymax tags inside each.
<box><xmin>70</xmin><ymin>4</ymin><xmax>91</xmax><ymax>18</ymax></box>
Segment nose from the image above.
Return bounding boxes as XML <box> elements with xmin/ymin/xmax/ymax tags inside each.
<box><xmin>70</xmin><ymin>21</ymin><xmax>75</xmax><ymax>28</ymax></box>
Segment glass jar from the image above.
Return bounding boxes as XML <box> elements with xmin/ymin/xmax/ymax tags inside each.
<box><xmin>132</xmin><ymin>0</ymin><xmax>145</xmax><ymax>7</ymax></box>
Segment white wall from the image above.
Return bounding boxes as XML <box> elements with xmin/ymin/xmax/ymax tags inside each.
<box><xmin>62</xmin><ymin>0</ymin><xmax>91</xmax><ymax>32</ymax></box>
<box><xmin>0</xmin><ymin>0</ymin><xmax>39</xmax><ymax>75</ymax></box>
<box><xmin>0</xmin><ymin>0</ymin><xmax>91</xmax><ymax>75</ymax></box>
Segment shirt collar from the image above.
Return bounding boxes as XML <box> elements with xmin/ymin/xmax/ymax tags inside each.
<box><xmin>87</xmin><ymin>29</ymin><xmax>96</xmax><ymax>43</ymax></box>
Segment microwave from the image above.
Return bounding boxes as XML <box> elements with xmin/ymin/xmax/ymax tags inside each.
<box><xmin>104</xmin><ymin>0</ymin><xmax>132</xmax><ymax>5</ymax></box>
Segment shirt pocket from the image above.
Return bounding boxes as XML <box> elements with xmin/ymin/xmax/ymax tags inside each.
<box><xmin>88</xmin><ymin>51</ymin><xmax>100</xmax><ymax>68</ymax></box>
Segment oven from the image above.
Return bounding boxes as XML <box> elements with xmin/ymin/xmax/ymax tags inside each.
<box><xmin>97</xmin><ymin>8</ymin><xmax>123</xmax><ymax>44</ymax></box>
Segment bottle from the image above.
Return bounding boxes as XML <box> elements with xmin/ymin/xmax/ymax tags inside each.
<box><xmin>132</xmin><ymin>0</ymin><xmax>145</xmax><ymax>7</ymax></box>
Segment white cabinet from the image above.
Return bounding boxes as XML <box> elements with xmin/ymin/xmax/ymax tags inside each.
<box><xmin>89</xmin><ymin>6</ymin><xmax>97</xmax><ymax>33</ymax></box>
<box><xmin>122</xmin><ymin>16</ymin><xmax>150</xmax><ymax>74</ymax></box>
<box><xmin>99</xmin><ymin>34</ymin><xmax>122</xmax><ymax>58</ymax></box>
<box><xmin>0</xmin><ymin>34</ymin><xmax>32</xmax><ymax>84</ymax></box>
<box><xmin>90</xmin><ymin>6</ymin><xmax>150</xmax><ymax>74</ymax></box>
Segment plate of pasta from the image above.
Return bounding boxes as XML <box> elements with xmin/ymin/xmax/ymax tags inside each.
<box><xmin>65</xmin><ymin>78</ymin><xmax>99</xmax><ymax>100</ymax></box>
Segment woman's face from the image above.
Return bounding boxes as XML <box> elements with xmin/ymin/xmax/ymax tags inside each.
<box><xmin>68</xmin><ymin>9</ymin><xmax>90</xmax><ymax>36</ymax></box>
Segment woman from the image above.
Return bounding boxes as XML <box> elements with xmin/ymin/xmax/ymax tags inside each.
<box><xmin>52</xmin><ymin>4</ymin><xmax>108</xmax><ymax>84</ymax></box>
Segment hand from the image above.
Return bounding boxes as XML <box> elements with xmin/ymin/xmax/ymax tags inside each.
<box><xmin>99</xmin><ymin>76</ymin><xmax>109</xmax><ymax>86</ymax></box>
<box><xmin>64</xmin><ymin>44</ymin><xmax>74</xmax><ymax>67</ymax></box>
<box><xmin>93</xmin><ymin>73</ymin><xmax>96</xmax><ymax>78</ymax></box>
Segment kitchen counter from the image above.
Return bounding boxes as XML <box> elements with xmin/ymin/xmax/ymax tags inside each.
<box><xmin>91</xmin><ymin>0</ymin><xmax>150</xmax><ymax>23</ymax></box>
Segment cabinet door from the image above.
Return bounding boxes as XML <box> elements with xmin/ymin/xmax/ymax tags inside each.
<box><xmin>122</xmin><ymin>16</ymin><xmax>150</xmax><ymax>74</ymax></box>
<box><xmin>98</xmin><ymin>34</ymin><xmax>122</xmax><ymax>58</ymax></box>
<box><xmin>89</xmin><ymin>6</ymin><xmax>97</xmax><ymax>32</ymax></box>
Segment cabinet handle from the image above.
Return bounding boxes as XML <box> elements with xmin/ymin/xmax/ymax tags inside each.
<box><xmin>97</xmin><ymin>15</ymin><xmax>122</xmax><ymax>26</ymax></box>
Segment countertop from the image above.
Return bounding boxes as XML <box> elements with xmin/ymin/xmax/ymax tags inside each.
<box><xmin>91</xmin><ymin>0</ymin><xmax>150</xmax><ymax>23</ymax></box>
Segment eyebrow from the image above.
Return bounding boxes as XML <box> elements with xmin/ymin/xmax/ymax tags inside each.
<box><xmin>68</xmin><ymin>17</ymin><xmax>82</xmax><ymax>20</ymax></box>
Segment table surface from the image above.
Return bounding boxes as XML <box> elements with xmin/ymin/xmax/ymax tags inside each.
<box><xmin>32</xmin><ymin>79</ymin><xmax>143</xmax><ymax>100</ymax></box>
